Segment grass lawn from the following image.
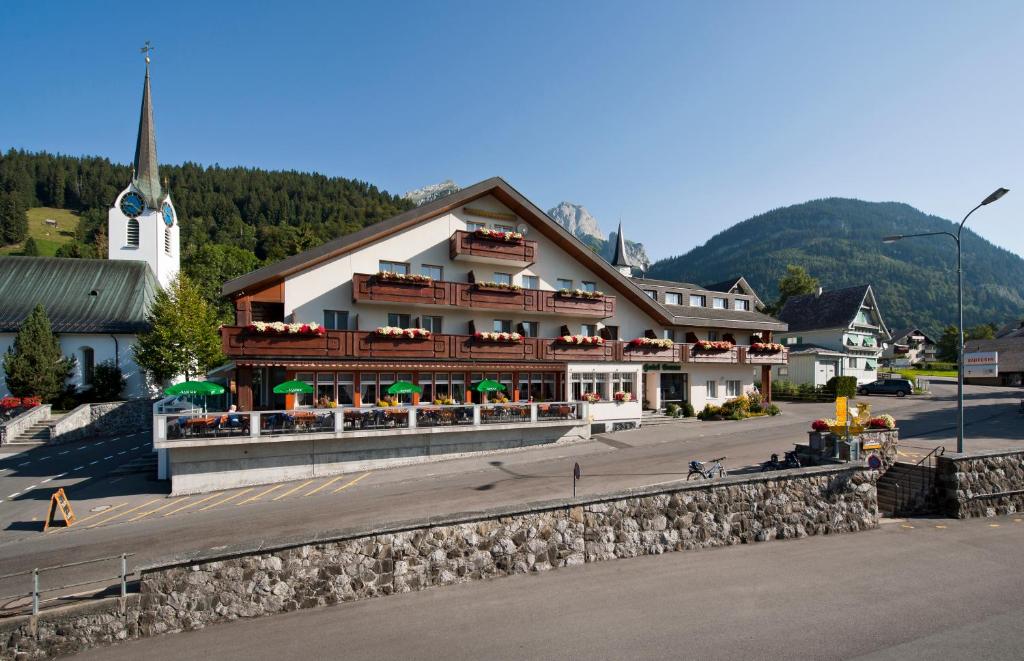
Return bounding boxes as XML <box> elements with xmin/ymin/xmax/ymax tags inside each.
<box><xmin>895</xmin><ymin>368</ymin><xmax>957</xmax><ymax>379</ymax></box>
<box><xmin>0</xmin><ymin>207</ymin><xmax>81</xmax><ymax>256</ymax></box>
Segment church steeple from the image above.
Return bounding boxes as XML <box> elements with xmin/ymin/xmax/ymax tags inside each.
<box><xmin>611</xmin><ymin>221</ymin><xmax>632</xmax><ymax>276</ymax></box>
<box><xmin>133</xmin><ymin>45</ymin><xmax>162</xmax><ymax>207</ymax></box>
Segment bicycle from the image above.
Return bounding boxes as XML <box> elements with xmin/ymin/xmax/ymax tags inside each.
<box><xmin>687</xmin><ymin>456</ymin><xmax>727</xmax><ymax>480</ymax></box>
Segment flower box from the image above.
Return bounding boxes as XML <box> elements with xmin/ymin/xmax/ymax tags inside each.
<box><xmin>581</xmin><ymin>392</ymin><xmax>601</xmax><ymax>403</ymax></box>
<box><xmin>557</xmin><ymin>288</ymin><xmax>604</xmax><ymax>300</ymax></box>
<box><xmin>473</xmin><ymin>228</ymin><xmax>523</xmax><ymax>243</ymax></box>
<box><xmin>374</xmin><ymin>271</ymin><xmax>432</xmax><ymax>285</ymax></box>
<box><xmin>867</xmin><ymin>414</ymin><xmax>896</xmax><ymax>430</ymax></box>
<box><xmin>372</xmin><ymin>326</ymin><xmax>432</xmax><ymax>340</ymax></box>
<box><xmin>613</xmin><ymin>391</ymin><xmax>633</xmax><ymax>402</ymax></box>
<box><xmin>556</xmin><ymin>335</ymin><xmax>604</xmax><ymax>345</ymax></box>
<box><xmin>247</xmin><ymin>322</ymin><xmax>326</xmax><ymax>337</ymax></box>
<box><xmin>473</xmin><ymin>281</ymin><xmax>523</xmax><ymax>292</ymax></box>
<box><xmin>693</xmin><ymin>340</ymin><xmax>733</xmax><ymax>352</ymax></box>
<box><xmin>474</xmin><ymin>331</ymin><xmax>523</xmax><ymax>344</ymax></box>
<box><xmin>750</xmin><ymin>342</ymin><xmax>785</xmax><ymax>354</ymax></box>
<box><xmin>1</xmin><ymin>396</ymin><xmax>21</xmax><ymax>409</ymax></box>
<box><xmin>628</xmin><ymin>337</ymin><xmax>674</xmax><ymax>350</ymax></box>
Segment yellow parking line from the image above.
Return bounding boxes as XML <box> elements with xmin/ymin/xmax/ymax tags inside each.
<box><xmin>303</xmin><ymin>474</ymin><xmax>348</xmax><ymax>497</ymax></box>
<box><xmin>88</xmin><ymin>498</ymin><xmax>162</xmax><ymax>528</ymax></box>
<box><xmin>164</xmin><ymin>493</ymin><xmax>220</xmax><ymax>516</ymax></box>
<box><xmin>129</xmin><ymin>498</ymin><xmax>188</xmax><ymax>522</ymax></box>
<box><xmin>273</xmin><ymin>480</ymin><xmax>315</xmax><ymax>501</ymax></box>
<box><xmin>47</xmin><ymin>502</ymin><xmax>127</xmax><ymax>533</ymax></box>
<box><xmin>237</xmin><ymin>484</ymin><xmax>283</xmax><ymax>505</ymax></box>
<box><xmin>332</xmin><ymin>471</ymin><xmax>373</xmax><ymax>494</ymax></box>
<box><xmin>198</xmin><ymin>488</ymin><xmax>252</xmax><ymax>511</ymax></box>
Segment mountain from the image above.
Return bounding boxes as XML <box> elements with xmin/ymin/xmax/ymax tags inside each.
<box><xmin>646</xmin><ymin>197</ymin><xmax>1024</xmax><ymax>334</ymax></box>
<box><xmin>546</xmin><ymin>202</ymin><xmax>651</xmax><ymax>271</ymax></box>
<box><xmin>403</xmin><ymin>180</ymin><xmax>461</xmax><ymax>206</ymax></box>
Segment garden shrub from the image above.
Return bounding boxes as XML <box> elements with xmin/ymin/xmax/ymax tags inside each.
<box><xmin>681</xmin><ymin>401</ymin><xmax>695</xmax><ymax>418</ymax></box>
<box><xmin>766</xmin><ymin>404</ymin><xmax>781</xmax><ymax>416</ymax></box>
<box><xmin>825</xmin><ymin>376</ymin><xmax>858</xmax><ymax>399</ymax></box>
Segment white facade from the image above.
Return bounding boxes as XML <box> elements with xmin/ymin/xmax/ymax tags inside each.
<box><xmin>108</xmin><ymin>188</ymin><xmax>179</xmax><ymax>290</ymax></box>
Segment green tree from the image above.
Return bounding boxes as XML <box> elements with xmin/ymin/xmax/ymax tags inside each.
<box><xmin>183</xmin><ymin>243</ymin><xmax>262</xmax><ymax>321</ymax></box>
<box><xmin>133</xmin><ymin>273</ymin><xmax>225</xmax><ymax>383</ymax></box>
<box><xmin>54</xmin><ymin>240</ymin><xmax>97</xmax><ymax>259</ymax></box>
<box><xmin>770</xmin><ymin>265</ymin><xmax>820</xmax><ymax>314</ymax></box>
<box><xmin>967</xmin><ymin>323</ymin><xmax>997</xmax><ymax>340</ymax></box>
<box><xmin>88</xmin><ymin>360</ymin><xmax>126</xmax><ymax>401</ymax></box>
<box><xmin>0</xmin><ymin>192</ymin><xmax>28</xmax><ymax>245</ymax></box>
<box><xmin>936</xmin><ymin>325</ymin><xmax>959</xmax><ymax>362</ymax></box>
<box><xmin>22</xmin><ymin>237</ymin><xmax>39</xmax><ymax>256</ymax></box>
<box><xmin>2</xmin><ymin>304</ymin><xmax>76</xmax><ymax>401</ymax></box>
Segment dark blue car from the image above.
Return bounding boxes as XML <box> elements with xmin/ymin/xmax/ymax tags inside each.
<box><xmin>857</xmin><ymin>378</ymin><xmax>913</xmax><ymax>397</ymax></box>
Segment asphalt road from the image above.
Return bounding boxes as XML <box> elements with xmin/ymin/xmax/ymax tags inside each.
<box><xmin>74</xmin><ymin>516</ymin><xmax>1024</xmax><ymax>661</ymax></box>
<box><xmin>0</xmin><ymin>382</ymin><xmax>1020</xmax><ymax>611</ymax></box>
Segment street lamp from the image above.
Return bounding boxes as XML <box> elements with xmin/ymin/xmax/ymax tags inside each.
<box><xmin>882</xmin><ymin>187</ymin><xmax>1009</xmax><ymax>453</ymax></box>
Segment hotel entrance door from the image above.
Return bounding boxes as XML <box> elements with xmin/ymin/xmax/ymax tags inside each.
<box><xmin>660</xmin><ymin>373</ymin><xmax>688</xmax><ymax>408</ymax></box>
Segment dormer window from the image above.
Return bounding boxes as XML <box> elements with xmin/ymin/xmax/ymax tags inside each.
<box><xmin>665</xmin><ymin>292</ymin><xmax>682</xmax><ymax>305</ymax></box>
<box><xmin>689</xmin><ymin>294</ymin><xmax>706</xmax><ymax>307</ymax></box>
<box><xmin>126</xmin><ymin>219</ymin><xmax>140</xmax><ymax>248</ymax></box>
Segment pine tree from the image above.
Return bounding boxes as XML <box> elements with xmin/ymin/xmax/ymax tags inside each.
<box><xmin>22</xmin><ymin>237</ymin><xmax>39</xmax><ymax>256</ymax></box>
<box><xmin>2</xmin><ymin>304</ymin><xmax>76</xmax><ymax>401</ymax></box>
<box><xmin>0</xmin><ymin>192</ymin><xmax>28</xmax><ymax>245</ymax></box>
<box><xmin>770</xmin><ymin>265</ymin><xmax>820</xmax><ymax>314</ymax></box>
<box><xmin>133</xmin><ymin>273</ymin><xmax>225</xmax><ymax>384</ymax></box>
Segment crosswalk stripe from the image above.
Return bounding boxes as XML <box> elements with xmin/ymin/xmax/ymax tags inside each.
<box><xmin>332</xmin><ymin>471</ymin><xmax>373</xmax><ymax>494</ymax></box>
<box><xmin>237</xmin><ymin>484</ymin><xmax>284</xmax><ymax>505</ymax></box>
<box><xmin>164</xmin><ymin>493</ymin><xmax>219</xmax><ymax>516</ymax></box>
<box><xmin>272</xmin><ymin>480</ymin><xmax>315</xmax><ymax>501</ymax></box>
<box><xmin>303</xmin><ymin>474</ymin><xmax>348</xmax><ymax>496</ymax></box>
<box><xmin>88</xmin><ymin>498</ymin><xmax>161</xmax><ymax>528</ymax></box>
<box><xmin>129</xmin><ymin>498</ymin><xmax>187</xmax><ymax>522</ymax></box>
<box><xmin>198</xmin><ymin>488</ymin><xmax>252</xmax><ymax>511</ymax></box>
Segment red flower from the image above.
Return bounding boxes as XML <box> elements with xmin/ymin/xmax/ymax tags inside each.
<box><xmin>811</xmin><ymin>419</ymin><xmax>830</xmax><ymax>432</ymax></box>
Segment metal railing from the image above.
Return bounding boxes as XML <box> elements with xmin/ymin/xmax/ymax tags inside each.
<box><xmin>893</xmin><ymin>445</ymin><xmax>945</xmax><ymax>515</ymax></box>
<box><xmin>0</xmin><ymin>553</ymin><xmax>134</xmax><ymax>616</ymax></box>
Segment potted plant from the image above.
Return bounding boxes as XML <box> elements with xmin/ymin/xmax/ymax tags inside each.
<box><xmin>613</xmin><ymin>391</ymin><xmax>633</xmax><ymax>402</ymax></box>
<box><xmin>581</xmin><ymin>392</ymin><xmax>601</xmax><ymax>403</ymax></box>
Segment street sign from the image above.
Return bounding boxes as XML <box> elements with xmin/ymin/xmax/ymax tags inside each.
<box><xmin>867</xmin><ymin>454</ymin><xmax>882</xmax><ymax>470</ymax></box>
<box><xmin>965</xmin><ymin>351</ymin><xmax>998</xmax><ymax>378</ymax></box>
<box><xmin>835</xmin><ymin>396</ymin><xmax>848</xmax><ymax>424</ymax></box>
<box><xmin>44</xmin><ymin>488</ymin><xmax>76</xmax><ymax>531</ymax></box>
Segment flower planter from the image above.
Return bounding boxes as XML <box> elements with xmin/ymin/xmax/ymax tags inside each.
<box><xmin>473</xmin><ymin>282</ymin><xmax>522</xmax><ymax>293</ymax></box>
<box><xmin>557</xmin><ymin>289</ymin><xmax>604</xmax><ymax>300</ymax></box>
<box><xmin>473</xmin><ymin>228</ymin><xmax>523</xmax><ymax>243</ymax></box>
<box><xmin>373</xmin><ymin>271</ymin><xmax>432</xmax><ymax>286</ymax></box>
<box><xmin>555</xmin><ymin>335</ymin><xmax>604</xmax><ymax>346</ymax></box>
<box><xmin>473</xmin><ymin>331</ymin><xmax>523</xmax><ymax>344</ymax></box>
<box><xmin>372</xmin><ymin>327</ymin><xmax>432</xmax><ymax>340</ymax></box>
<box><xmin>247</xmin><ymin>322</ymin><xmax>326</xmax><ymax>337</ymax></box>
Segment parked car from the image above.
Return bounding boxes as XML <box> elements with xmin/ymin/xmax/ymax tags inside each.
<box><xmin>857</xmin><ymin>378</ymin><xmax>913</xmax><ymax>397</ymax></box>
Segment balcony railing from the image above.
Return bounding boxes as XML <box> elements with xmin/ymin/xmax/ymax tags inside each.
<box><xmin>222</xmin><ymin>327</ymin><xmax>786</xmax><ymax>367</ymax></box>
<box><xmin>449</xmin><ymin>230</ymin><xmax>537</xmax><ymax>266</ymax></box>
<box><xmin>155</xmin><ymin>402</ymin><xmax>586</xmax><ymax>446</ymax></box>
<box><xmin>352</xmin><ymin>273</ymin><xmax>615</xmax><ymax>318</ymax></box>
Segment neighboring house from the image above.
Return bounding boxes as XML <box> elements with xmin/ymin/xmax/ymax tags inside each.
<box><xmin>773</xmin><ymin>285</ymin><xmax>891</xmax><ymax>386</ymax></box>
<box><xmin>219</xmin><ymin>179</ymin><xmax>788</xmax><ymax>423</ymax></box>
<box><xmin>881</xmin><ymin>328</ymin><xmax>937</xmax><ymax>366</ymax></box>
<box><xmin>964</xmin><ymin>329</ymin><xmax>1024</xmax><ymax>386</ymax></box>
<box><xmin>0</xmin><ymin>257</ymin><xmax>158</xmax><ymax>398</ymax></box>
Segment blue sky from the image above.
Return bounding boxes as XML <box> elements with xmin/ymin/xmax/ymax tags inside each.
<box><xmin>1</xmin><ymin>1</ymin><xmax>1021</xmax><ymax>261</ymax></box>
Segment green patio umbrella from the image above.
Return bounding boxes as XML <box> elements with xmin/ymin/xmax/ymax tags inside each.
<box><xmin>475</xmin><ymin>379</ymin><xmax>506</xmax><ymax>393</ymax></box>
<box><xmin>164</xmin><ymin>381</ymin><xmax>225</xmax><ymax>396</ymax></box>
<box><xmin>273</xmin><ymin>380</ymin><xmax>314</xmax><ymax>395</ymax></box>
<box><xmin>387</xmin><ymin>381</ymin><xmax>423</xmax><ymax>395</ymax></box>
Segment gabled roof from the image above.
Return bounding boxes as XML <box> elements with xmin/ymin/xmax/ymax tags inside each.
<box><xmin>890</xmin><ymin>327</ymin><xmax>935</xmax><ymax>344</ymax></box>
<box><xmin>785</xmin><ymin>342</ymin><xmax>846</xmax><ymax>356</ymax></box>
<box><xmin>0</xmin><ymin>257</ymin><xmax>158</xmax><ymax>334</ymax></box>
<box><xmin>661</xmin><ymin>304</ymin><xmax>787</xmax><ymax>331</ymax></box>
<box><xmin>703</xmin><ymin>275</ymin><xmax>764</xmax><ymax>307</ymax></box>
<box><xmin>778</xmin><ymin>284</ymin><xmax>889</xmax><ymax>337</ymax></box>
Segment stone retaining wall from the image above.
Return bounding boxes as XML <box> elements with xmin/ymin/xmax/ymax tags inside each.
<box><xmin>0</xmin><ymin>463</ymin><xmax>877</xmax><ymax>659</ymax></box>
<box><xmin>0</xmin><ymin>596</ymin><xmax>139</xmax><ymax>660</ymax></box>
<box><xmin>49</xmin><ymin>400</ymin><xmax>152</xmax><ymax>444</ymax></box>
<box><xmin>935</xmin><ymin>448</ymin><xmax>1024</xmax><ymax>518</ymax></box>
<box><xmin>0</xmin><ymin>405</ymin><xmax>51</xmax><ymax>445</ymax></box>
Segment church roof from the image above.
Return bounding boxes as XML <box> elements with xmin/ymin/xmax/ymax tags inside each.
<box><xmin>610</xmin><ymin>221</ymin><xmax>631</xmax><ymax>268</ymax></box>
<box><xmin>133</xmin><ymin>61</ymin><xmax>163</xmax><ymax>207</ymax></box>
<box><xmin>0</xmin><ymin>257</ymin><xmax>158</xmax><ymax>334</ymax></box>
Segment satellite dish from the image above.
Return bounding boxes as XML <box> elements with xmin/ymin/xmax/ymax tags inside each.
<box><xmin>517</xmin><ymin>224</ymin><xmax>528</xmax><ymax>235</ymax></box>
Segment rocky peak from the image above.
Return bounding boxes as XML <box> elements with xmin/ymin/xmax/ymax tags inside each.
<box><xmin>403</xmin><ymin>180</ymin><xmax>461</xmax><ymax>206</ymax></box>
<box><xmin>547</xmin><ymin>202</ymin><xmax>606</xmax><ymax>241</ymax></box>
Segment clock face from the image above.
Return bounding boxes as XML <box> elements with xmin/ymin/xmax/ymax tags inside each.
<box><xmin>120</xmin><ymin>192</ymin><xmax>144</xmax><ymax>218</ymax></box>
<box><xmin>162</xmin><ymin>202</ymin><xmax>174</xmax><ymax>227</ymax></box>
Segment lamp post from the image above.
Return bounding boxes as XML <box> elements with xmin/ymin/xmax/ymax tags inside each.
<box><xmin>882</xmin><ymin>187</ymin><xmax>1008</xmax><ymax>453</ymax></box>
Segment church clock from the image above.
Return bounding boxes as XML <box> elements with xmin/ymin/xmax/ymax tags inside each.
<box><xmin>120</xmin><ymin>191</ymin><xmax>145</xmax><ymax>217</ymax></box>
<box><xmin>162</xmin><ymin>202</ymin><xmax>174</xmax><ymax>227</ymax></box>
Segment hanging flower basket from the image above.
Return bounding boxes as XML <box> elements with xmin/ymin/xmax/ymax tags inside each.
<box><xmin>473</xmin><ymin>281</ymin><xmax>523</xmax><ymax>292</ymax></box>
<box><xmin>374</xmin><ymin>271</ymin><xmax>432</xmax><ymax>285</ymax></box>
<box><xmin>693</xmin><ymin>340</ymin><xmax>733</xmax><ymax>353</ymax></box>
<box><xmin>750</xmin><ymin>342</ymin><xmax>785</xmax><ymax>354</ymax></box>
<box><xmin>557</xmin><ymin>288</ymin><xmax>604</xmax><ymax>300</ymax></box>
<box><xmin>248</xmin><ymin>322</ymin><xmax>326</xmax><ymax>337</ymax></box>
<box><xmin>581</xmin><ymin>392</ymin><xmax>601</xmax><ymax>403</ymax></box>
<box><xmin>613</xmin><ymin>391</ymin><xmax>633</xmax><ymax>402</ymax></box>
<box><xmin>556</xmin><ymin>335</ymin><xmax>604</xmax><ymax>346</ymax></box>
<box><xmin>373</xmin><ymin>326</ymin><xmax>432</xmax><ymax>340</ymax></box>
<box><xmin>474</xmin><ymin>331</ymin><xmax>523</xmax><ymax>344</ymax></box>
<box><xmin>628</xmin><ymin>337</ymin><xmax>674</xmax><ymax>350</ymax></box>
<box><xmin>473</xmin><ymin>228</ymin><xmax>523</xmax><ymax>243</ymax></box>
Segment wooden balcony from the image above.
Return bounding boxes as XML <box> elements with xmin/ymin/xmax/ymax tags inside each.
<box><xmin>682</xmin><ymin>344</ymin><xmax>741</xmax><ymax>364</ymax></box>
<box><xmin>449</xmin><ymin>230</ymin><xmax>537</xmax><ymax>267</ymax></box>
<box><xmin>351</xmin><ymin>274</ymin><xmax>615</xmax><ymax>318</ymax></box>
<box><xmin>620</xmin><ymin>342</ymin><xmax>683</xmax><ymax>363</ymax></box>
<box><xmin>741</xmin><ymin>347</ymin><xmax>789</xmax><ymax>365</ymax></box>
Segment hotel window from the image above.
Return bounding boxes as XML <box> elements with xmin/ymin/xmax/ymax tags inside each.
<box><xmin>451</xmin><ymin>372</ymin><xmax>465</xmax><ymax>403</ymax></box>
<box><xmin>387</xmin><ymin>312</ymin><xmax>411</xmax><ymax>328</ymax></box>
<box><xmin>706</xmin><ymin>380</ymin><xmax>718</xmax><ymax>399</ymax></box>
<box><xmin>581</xmin><ymin>281</ymin><xmax>597</xmax><ymax>293</ymax></box>
<box><xmin>493</xmin><ymin>272</ymin><xmax>512</xmax><ymax>286</ymax></box>
<box><xmin>420</xmin><ymin>264</ymin><xmax>443</xmax><ymax>281</ymax></box>
<box><xmin>378</xmin><ymin>373</ymin><xmax>396</xmax><ymax>403</ymax></box>
<box><xmin>522</xmin><ymin>275</ymin><xmax>539</xmax><ymax>289</ymax></box>
<box><xmin>644</xmin><ymin>290</ymin><xmax>657</xmax><ymax>300</ymax></box>
<box><xmin>848</xmin><ymin>357</ymin><xmax>859</xmax><ymax>369</ymax></box>
<box><xmin>581</xmin><ymin>324</ymin><xmax>598</xmax><ymax>337</ymax></box>
<box><xmin>602</xmin><ymin>325</ymin><xmax>619</xmax><ymax>340</ymax></box>
<box><xmin>708</xmin><ymin>330</ymin><xmax>719</xmax><ymax>341</ymax></box>
<box><xmin>467</xmin><ymin>221</ymin><xmax>486</xmax><ymax>232</ymax></box>
<box><xmin>422</xmin><ymin>316</ymin><xmax>443</xmax><ymax>334</ymax></box>
<box><xmin>493</xmin><ymin>319</ymin><xmax>512</xmax><ymax>333</ymax></box>
<box><xmin>557</xmin><ymin>278</ymin><xmax>573</xmax><ymax>290</ymax></box>
<box><xmin>613</xmin><ymin>371</ymin><xmax>635</xmax><ymax>395</ymax></box>
<box><xmin>725</xmin><ymin>380</ymin><xmax>741</xmax><ymax>397</ymax></box>
<box><xmin>323</xmin><ymin>310</ymin><xmax>349</xmax><ymax>330</ymax></box>
<box><xmin>379</xmin><ymin>260</ymin><xmax>409</xmax><ymax>275</ymax></box>
<box><xmin>663</xmin><ymin>329</ymin><xmax>676</xmax><ymax>341</ymax></box>
<box><xmin>420</xmin><ymin>373</ymin><xmax>434</xmax><ymax>403</ymax></box>
<box><xmin>734</xmin><ymin>299</ymin><xmax>750</xmax><ymax>311</ymax></box>
<box><xmin>713</xmin><ymin>297</ymin><xmax>728</xmax><ymax>309</ymax></box>
<box><xmin>316</xmin><ymin>373</ymin><xmax>335</xmax><ymax>406</ymax></box>
<box><xmin>690</xmin><ymin>294</ymin><xmax>706</xmax><ymax>307</ymax></box>
<box><xmin>337</xmin><ymin>373</ymin><xmax>354</xmax><ymax>406</ymax></box>
<box><xmin>296</xmin><ymin>372</ymin><xmax>315</xmax><ymax>408</ymax></box>
<box><xmin>126</xmin><ymin>219</ymin><xmax>139</xmax><ymax>248</ymax></box>
<box><xmin>520</xmin><ymin>321</ymin><xmax>539</xmax><ymax>337</ymax></box>
<box><xmin>665</xmin><ymin>292</ymin><xmax>682</xmax><ymax>305</ymax></box>
<box><xmin>494</xmin><ymin>223</ymin><xmax>515</xmax><ymax>233</ymax></box>
<box><xmin>394</xmin><ymin>372</ymin><xmax>414</xmax><ymax>404</ymax></box>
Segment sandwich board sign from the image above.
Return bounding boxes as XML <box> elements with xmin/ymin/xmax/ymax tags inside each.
<box><xmin>44</xmin><ymin>488</ymin><xmax>76</xmax><ymax>531</ymax></box>
<box><xmin>964</xmin><ymin>351</ymin><xmax>998</xmax><ymax>378</ymax></box>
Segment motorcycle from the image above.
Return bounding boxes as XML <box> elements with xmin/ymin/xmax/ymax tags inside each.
<box><xmin>760</xmin><ymin>450</ymin><xmax>801</xmax><ymax>472</ymax></box>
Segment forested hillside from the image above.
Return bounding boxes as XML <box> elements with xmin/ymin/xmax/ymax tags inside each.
<box><xmin>0</xmin><ymin>149</ymin><xmax>413</xmax><ymax>314</ymax></box>
<box><xmin>647</xmin><ymin>198</ymin><xmax>1024</xmax><ymax>334</ymax></box>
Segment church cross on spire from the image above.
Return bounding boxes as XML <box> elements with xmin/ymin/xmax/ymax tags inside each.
<box><xmin>133</xmin><ymin>41</ymin><xmax>162</xmax><ymax>207</ymax></box>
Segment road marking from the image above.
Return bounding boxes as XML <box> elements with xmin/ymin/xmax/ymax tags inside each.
<box><xmin>88</xmin><ymin>498</ymin><xmax>162</xmax><ymax>528</ymax></box>
<box><xmin>332</xmin><ymin>471</ymin><xmax>373</xmax><ymax>494</ymax></box>
<box><xmin>989</xmin><ymin>524</ymin><xmax>1000</xmax><ymax>528</ymax></box>
<box><xmin>164</xmin><ymin>493</ymin><xmax>220</xmax><ymax>516</ymax></box>
<box><xmin>49</xmin><ymin>502</ymin><xmax>127</xmax><ymax>532</ymax></box>
<box><xmin>303</xmin><ymin>474</ymin><xmax>349</xmax><ymax>496</ymax></box>
<box><xmin>934</xmin><ymin>525</ymin><xmax>947</xmax><ymax>529</ymax></box>
<box><xmin>238</xmin><ymin>484</ymin><xmax>284</xmax><ymax>504</ymax></box>
<box><xmin>272</xmin><ymin>480</ymin><xmax>315</xmax><ymax>501</ymax></box>
<box><xmin>129</xmin><ymin>498</ymin><xmax>186</xmax><ymax>522</ymax></box>
<box><xmin>26</xmin><ymin>484</ymin><xmax>37</xmax><ymax>490</ymax></box>
<box><xmin>199</xmin><ymin>488</ymin><xmax>252</xmax><ymax>511</ymax></box>
<box><xmin>900</xmin><ymin>524</ymin><xmax>914</xmax><ymax>529</ymax></box>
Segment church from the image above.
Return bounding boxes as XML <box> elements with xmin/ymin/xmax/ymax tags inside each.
<box><xmin>0</xmin><ymin>54</ymin><xmax>177</xmax><ymax>399</ymax></box>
